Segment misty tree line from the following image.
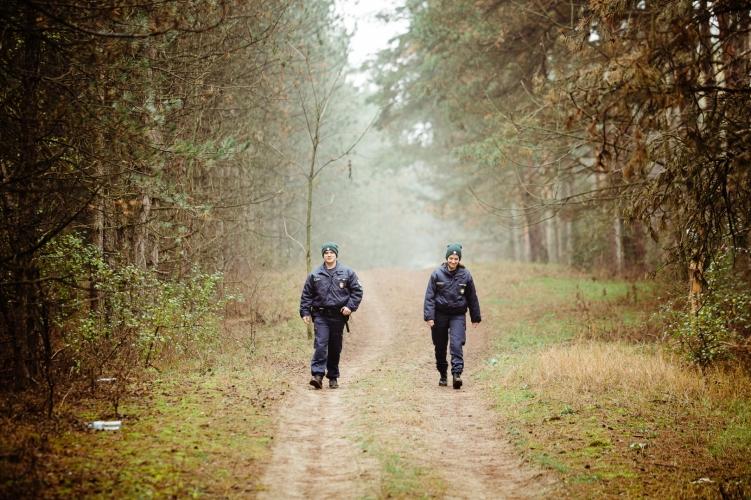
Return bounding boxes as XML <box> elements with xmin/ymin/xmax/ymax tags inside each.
<box><xmin>371</xmin><ymin>1</ymin><xmax>751</xmax><ymax>364</ymax></box>
<box><xmin>0</xmin><ymin>0</ymin><xmax>356</xmax><ymax>409</ymax></box>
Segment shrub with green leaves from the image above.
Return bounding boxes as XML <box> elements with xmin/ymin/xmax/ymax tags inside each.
<box><xmin>663</xmin><ymin>249</ymin><xmax>751</xmax><ymax>367</ymax></box>
<box><xmin>39</xmin><ymin>233</ymin><xmax>227</xmax><ymax>390</ymax></box>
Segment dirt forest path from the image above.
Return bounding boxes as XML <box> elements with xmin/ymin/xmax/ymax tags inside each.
<box><xmin>257</xmin><ymin>269</ymin><xmax>552</xmax><ymax>499</ymax></box>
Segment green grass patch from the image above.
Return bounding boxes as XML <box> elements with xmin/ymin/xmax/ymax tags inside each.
<box><xmin>711</xmin><ymin>399</ymin><xmax>751</xmax><ymax>457</ymax></box>
<box><xmin>534</xmin><ymin>452</ymin><xmax>569</xmax><ymax>473</ymax></box>
<box><xmin>525</xmin><ymin>275</ymin><xmax>633</xmax><ymax>302</ymax></box>
<box><xmin>497</xmin><ymin>315</ymin><xmax>579</xmax><ymax>352</ymax></box>
<box><xmin>380</xmin><ymin>452</ymin><xmax>442</xmax><ymax>498</ymax></box>
<box><xmin>48</xmin><ymin>366</ymin><xmax>274</xmax><ymax>497</ymax></box>
<box><xmin>356</xmin><ymin>436</ymin><xmax>446</xmax><ymax>499</ymax></box>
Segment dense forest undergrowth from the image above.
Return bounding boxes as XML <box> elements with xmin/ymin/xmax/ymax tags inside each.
<box><xmin>2</xmin><ymin>262</ymin><xmax>749</xmax><ymax>498</ymax></box>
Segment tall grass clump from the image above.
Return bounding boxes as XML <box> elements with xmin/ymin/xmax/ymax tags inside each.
<box><xmin>503</xmin><ymin>341</ymin><xmax>751</xmax><ymax>406</ymax></box>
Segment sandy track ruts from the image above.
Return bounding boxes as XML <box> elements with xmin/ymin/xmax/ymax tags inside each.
<box><xmin>256</xmin><ymin>270</ymin><xmax>394</xmax><ymax>498</ymax></box>
<box><xmin>257</xmin><ymin>269</ymin><xmax>552</xmax><ymax>499</ymax></box>
<box><xmin>368</xmin><ymin>269</ymin><xmax>553</xmax><ymax>499</ymax></box>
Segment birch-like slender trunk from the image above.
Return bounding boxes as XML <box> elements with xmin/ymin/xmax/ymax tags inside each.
<box><xmin>613</xmin><ymin>215</ymin><xmax>624</xmax><ymax>275</ymax></box>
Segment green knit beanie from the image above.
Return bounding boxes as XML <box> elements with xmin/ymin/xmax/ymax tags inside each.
<box><xmin>445</xmin><ymin>243</ymin><xmax>462</xmax><ymax>260</ymax></box>
<box><xmin>321</xmin><ymin>241</ymin><xmax>339</xmax><ymax>257</ymax></box>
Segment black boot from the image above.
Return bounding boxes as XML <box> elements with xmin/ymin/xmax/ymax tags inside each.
<box><xmin>439</xmin><ymin>374</ymin><xmax>448</xmax><ymax>386</ymax></box>
<box><xmin>452</xmin><ymin>373</ymin><xmax>462</xmax><ymax>389</ymax></box>
<box><xmin>309</xmin><ymin>374</ymin><xmax>323</xmax><ymax>389</ymax></box>
<box><xmin>329</xmin><ymin>378</ymin><xmax>339</xmax><ymax>389</ymax></box>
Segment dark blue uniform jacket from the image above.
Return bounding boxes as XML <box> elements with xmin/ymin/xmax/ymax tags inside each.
<box><xmin>300</xmin><ymin>263</ymin><xmax>363</xmax><ymax>317</ymax></box>
<box><xmin>423</xmin><ymin>264</ymin><xmax>481</xmax><ymax>323</ymax></box>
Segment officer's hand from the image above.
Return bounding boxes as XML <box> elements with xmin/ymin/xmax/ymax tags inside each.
<box><xmin>426</xmin><ymin>320</ymin><xmax>434</xmax><ymax>328</ymax></box>
<box><xmin>472</xmin><ymin>322</ymin><xmax>480</xmax><ymax>328</ymax></box>
<box><xmin>341</xmin><ymin>306</ymin><xmax>352</xmax><ymax>316</ymax></box>
<box><xmin>302</xmin><ymin>315</ymin><xmax>311</xmax><ymax>324</ymax></box>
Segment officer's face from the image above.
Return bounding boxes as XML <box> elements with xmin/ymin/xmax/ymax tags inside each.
<box><xmin>323</xmin><ymin>250</ymin><xmax>337</xmax><ymax>265</ymax></box>
<box><xmin>447</xmin><ymin>254</ymin><xmax>460</xmax><ymax>270</ymax></box>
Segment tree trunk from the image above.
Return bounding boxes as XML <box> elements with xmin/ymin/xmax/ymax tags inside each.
<box><xmin>624</xmin><ymin>221</ymin><xmax>647</xmax><ymax>274</ymax></box>
<box><xmin>522</xmin><ymin>191</ymin><xmax>548</xmax><ymax>263</ymax></box>
<box><xmin>509</xmin><ymin>202</ymin><xmax>520</xmax><ymax>261</ymax></box>
<box><xmin>560</xmin><ymin>179</ymin><xmax>573</xmax><ymax>266</ymax></box>
<box><xmin>689</xmin><ymin>258</ymin><xmax>704</xmax><ymax>316</ymax></box>
<box><xmin>613</xmin><ymin>215</ymin><xmax>624</xmax><ymax>275</ymax></box>
<box><xmin>547</xmin><ymin>210</ymin><xmax>558</xmax><ymax>263</ymax></box>
<box><xmin>150</xmin><ymin>198</ymin><xmax>160</xmax><ymax>269</ymax></box>
<box><xmin>304</xmin><ymin>130</ymin><xmax>319</xmax><ymax>340</ymax></box>
<box><xmin>304</xmin><ymin>112</ymin><xmax>320</xmax><ymax>275</ymax></box>
<box><xmin>305</xmin><ymin>170</ymin><xmax>314</xmax><ymax>275</ymax></box>
<box><xmin>135</xmin><ymin>194</ymin><xmax>151</xmax><ymax>269</ymax></box>
<box><xmin>509</xmin><ymin>225</ymin><xmax>518</xmax><ymax>262</ymax></box>
<box><xmin>91</xmin><ymin>119</ymin><xmax>105</xmax><ymax>312</ymax></box>
<box><xmin>7</xmin><ymin>7</ymin><xmax>43</xmax><ymax>389</ymax></box>
<box><xmin>2</xmin><ymin>275</ymin><xmax>31</xmax><ymax>389</ymax></box>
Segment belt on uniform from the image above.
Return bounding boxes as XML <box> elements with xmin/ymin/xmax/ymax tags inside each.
<box><xmin>311</xmin><ymin>306</ymin><xmax>342</xmax><ymax>316</ymax></box>
<box><xmin>435</xmin><ymin>306</ymin><xmax>467</xmax><ymax>316</ymax></box>
<box><xmin>311</xmin><ymin>306</ymin><xmax>351</xmax><ymax>332</ymax></box>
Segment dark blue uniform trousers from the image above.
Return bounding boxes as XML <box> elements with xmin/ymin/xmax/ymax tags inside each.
<box><xmin>311</xmin><ymin>315</ymin><xmax>346</xmax><ymax>379</ymax></box>
<box><xmin>431</xmin><ymin>312</ymin><xmax>466</xmax><ymax>376</ymax></box>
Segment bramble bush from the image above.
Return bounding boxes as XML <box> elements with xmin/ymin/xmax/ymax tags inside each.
<box><xmin>38</xmin><ymin>234</ymin><xmax>228</xmax><ymax>412</ymax></box>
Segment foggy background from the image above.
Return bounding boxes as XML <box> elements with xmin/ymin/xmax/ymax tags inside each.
<box><xmin>299</xmin><ymin>0</ymin><xmax>502</xmax><ymax>271</ymax></box>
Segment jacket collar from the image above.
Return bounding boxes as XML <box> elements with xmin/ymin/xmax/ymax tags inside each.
<box><xmin>317</xmin><ymin>262</ymin><xmax>339</xmax><ymax>274</ymax></box>
<box><xmin>441</xmin><ymin>262</ymin><xmax>465</xmax><ymax>274</ymax></box>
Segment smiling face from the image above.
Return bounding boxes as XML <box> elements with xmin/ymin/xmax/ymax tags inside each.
<box><xmin>447</xmin><ymin>254</ymin><xmax>460</xmax><ymax>271</ymax></box>
<box><xmin>323</xmin><ymin>249</ymin><xmax>337</xmax><ymax>267</ymax></box>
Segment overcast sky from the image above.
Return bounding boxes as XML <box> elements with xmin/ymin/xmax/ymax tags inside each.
<box><xmin>334</xmin><ymin>0</ymin><xmax>409</xmax><ymax>86</ymax></box>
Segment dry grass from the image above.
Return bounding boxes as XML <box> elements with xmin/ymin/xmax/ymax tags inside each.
<box><xmin>225</xmin><ymin>265</ymin><xmax>304</xmax><ymax>323</ymax></box>
<box><xmin>507</xmin><ymin>341</ymin><xmax>751</xmax><ymax>405</ymax></box>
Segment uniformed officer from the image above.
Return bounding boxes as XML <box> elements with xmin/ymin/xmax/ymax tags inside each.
<box><xmin>423</xmin><ymin>243</ymin><xmax>481</xmax><ymax>389</ymax></box>
<box><xmin>300</xmin><ymin>242</ymin><xmax>363</xmax><ymax>389</ymax></box>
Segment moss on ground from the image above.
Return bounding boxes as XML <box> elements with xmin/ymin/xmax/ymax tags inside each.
<box><xmin>1</xmin><ymin>301</ymin><xmax>309</xmax><ymax>498</ymax></box>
